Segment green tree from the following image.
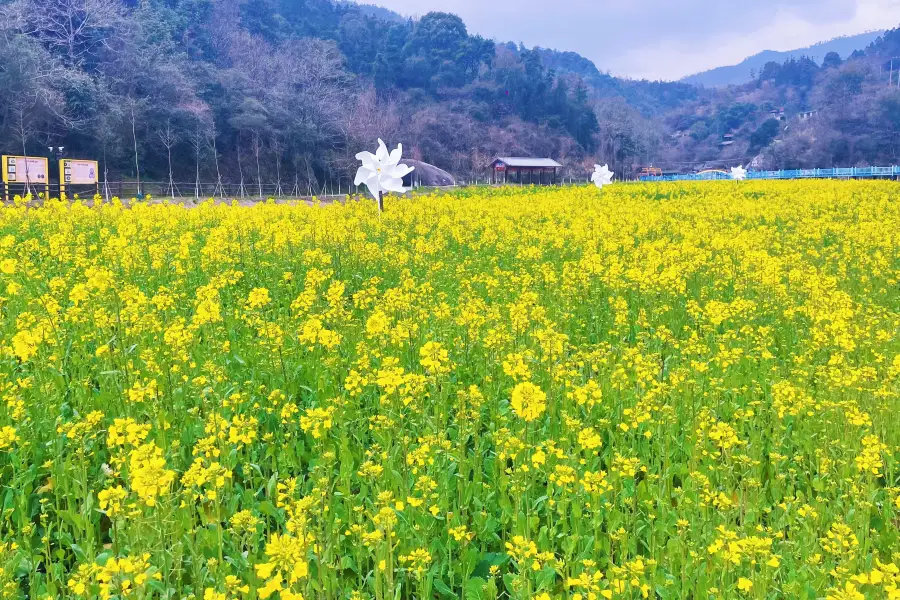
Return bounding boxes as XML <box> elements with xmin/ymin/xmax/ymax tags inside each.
<box><xmin>749</xmin><ymin>118</ymin><xmax>781</xmax><ymax>153</ymax></box>
<box><xmin>822</xmin><ymin>51</ymin><xmax>842</xmax><ymax>69</ymax></box>
<box><xmin>878</xmin><ymin>91</ymin><xmax>900</xmax><ymax>160</ymax></box>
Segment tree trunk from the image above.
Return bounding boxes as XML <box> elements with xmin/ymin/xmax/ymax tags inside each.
<box><xmin>194</xmin><ymin>128</ymin><xmax>201</xmax><ymax>201</ymax></box>
<box><xmin>305</xmin><ymin>156</ymin><xmax>313</xmax><ymax>198</ymax></box>
<box><xmin>102</xmin><ymin>142</ymin><xmax>110</xmax><ymax>203</ymax></box>
<box><xmin>254</xmin><ymin>133</ymin><xmax>263</xmax><ymax>198</ymax></box>
<box><xmin>236</xmin><ymin>138</ymin><xmax>246</xmax><ymax>198</ymax></box>
<box><xmin>131</xmin><ymin>106</ymin><xmax>141</xmax><ymax>197</ymax></box>
<box><xmin>167</xmin><ymin>146</ymin><xmax>175</xmax><ymax>200</ymax></box>
<box><xmin>212</xmin><ymin>136</ymin><xmax>224</xmax><ymax>198</ymax></box>
<box><xmin>274</xmin><ymin>156</ymin><xmax>282</xmax><ymax>197</ymax></box>
<box><xmin>18</xmin><ymin>113</ymin><xmax>31</xmax><ymax>197</ymax></box>
<box><xmin>272</xmin><ymin>139</ymin><xmax>284</xmax><ymax>198</ymax></box>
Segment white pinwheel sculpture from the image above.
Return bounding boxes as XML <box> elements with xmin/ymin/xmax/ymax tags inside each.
<box><xmin>731</xmin><ymin>165</ymin><xmax>747</xmax><ymax>181</ymax></box>
<box><xmin>354</xmin><ymin>139</ymin><xmax>415</xmax><ymax>212</ymax></box>
<box><xmin>591</xmin><ymin>164</ymin><xmax>614</xmax><ymax>189</ymax></box>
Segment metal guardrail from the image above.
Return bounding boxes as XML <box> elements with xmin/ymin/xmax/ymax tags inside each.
<box><xmin>639</xmin><ymin>166</ymin><xmax>900</xmax><ymax>182</ymax></box>
<box><xmin>0</xmin><ymin>180</ymin><xmax>464</xmax><ymax>204</ymax></box>
<box><xmin>2</xmin><ymin>180</ymin><xmax>366</xmax><ymax>202</ymax></box>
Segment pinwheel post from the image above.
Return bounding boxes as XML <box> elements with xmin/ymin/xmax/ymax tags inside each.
<box><xmin>731</xmin><ymin>165</ymin><xmax>747</xmax><ymax>181</ymax></box>
<box><xmin>354</xmin><ymin>139</ymin><xmax>415</xmax><ymax>214</ymax></box>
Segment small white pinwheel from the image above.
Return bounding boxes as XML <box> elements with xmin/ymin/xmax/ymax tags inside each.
<box><xmin>354</xmin><ymin>139</ymin><xmax>415</xmax><ymax>209</ymax></box>
<box><xmin>731</xmin><ymin>165</ymin><xmax>747</xmax><ymax>181</ymax></box>
<box><xmin>591</xmin><ymin>164</ymin><xmax>614</xmax><ymax>189</ymax></box>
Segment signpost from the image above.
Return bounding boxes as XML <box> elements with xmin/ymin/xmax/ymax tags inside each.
<box><xmin>2</xmin><ymin>155</ymin><xmax>50</xmax><ymax>202</ymax></box>
<box><xmin>59</xmin><ymin>159</ymin><xmax>99</xmax><ymax>197</ymax></box>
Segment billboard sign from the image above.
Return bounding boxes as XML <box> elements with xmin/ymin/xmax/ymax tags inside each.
<box><xmin>2</xmin><ymin>155</ymin><xmax>49</xmax><ymax>184</ymax></box>
<box><xmin>61</xmin><ymin>159</ymin><xmax>99</xmax><ymax>185</ymax></box>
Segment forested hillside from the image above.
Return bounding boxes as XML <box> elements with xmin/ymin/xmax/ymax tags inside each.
<box><xmin>659</xmin><ymin>29</ymin><xmax>900</xmax><ymax>171</ymax></box>
<box><xmin>0</xmin><ymin>0</ymin><xmax>605</xmax><ymax>190</ymax></box>
<box><xmin>0</xmin><ymin>0</ymin><xmax>899</xmax><ymax>192</ymax></box>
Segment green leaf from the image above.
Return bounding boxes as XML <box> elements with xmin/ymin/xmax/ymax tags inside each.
<box><xmin>58</xmin><ymin>509</ymin><xmax>85</xmax><ymax>531</ymax></box>
<box><xmin>257</xmin><ymin>500</ymin><xmax>279</xmax><ymax>517</ymax></box>
<box><xmin>69</xmin><ymin>543</ymin><xmax>87</xmax><ymax>562</ymax></box>
<box><xmin>472</xmin><ymin>552</ymin><xmax>507</xmax><ymax>578</ymax></box>
<box><xmin>464</xmin><ymin>578</ymin><xmax>485</xmax><ymax>600</ymax></box>
<box><xmin>502</xmin><ymin>573</ymin><xmax>517</xmax><ymax>596</ymax></box>
<box><xmin>433</xmin><ymin>579</ymin><xmax>455</xmax><ymax>598</ymax></box>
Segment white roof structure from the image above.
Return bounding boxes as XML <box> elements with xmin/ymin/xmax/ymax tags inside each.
<box><xmin>492</xmin><ymin>157</ymin><xmax>562</xmax><ymax>168</ymax></box>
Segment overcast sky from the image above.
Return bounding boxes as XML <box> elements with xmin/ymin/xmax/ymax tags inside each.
<box><xmin>370</xmin><ymin>0</ymin><xmax>900</xmax><ymax>80</ymax></box>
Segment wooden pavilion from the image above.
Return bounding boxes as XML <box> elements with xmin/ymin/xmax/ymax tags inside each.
<box><xmin>489</xmin><ymin>157</ymin><xmax>562</xmax><ymax>185</ymax></box>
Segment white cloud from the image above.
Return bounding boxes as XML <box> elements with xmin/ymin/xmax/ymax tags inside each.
<box><xmin>368</xmin><ymin>0</ymin><xmax>900</xmax><ymax>80</ymax></box>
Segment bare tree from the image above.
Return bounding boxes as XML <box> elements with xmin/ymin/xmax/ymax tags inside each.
<box><xmin>290</xmin><ymin>152</ymin><xmax>302</xmax><ymax>197</ymax></box>
<box><xmin>180</xmin><ymin>100</ymin><xmax>213</xmax><ymax>200</ymax></box>
<box><xmin>235</xmin><ymin>135</ymin><xmax>246</xmax><ymax>198</ymax></box>
<box><xmin>556</xmin><ymin>136</ymin><xmax>578</xmax><ymax>182</ymax></box>
<box><xmin>207</xmin><ymin>126</ymin><xmax>224</xmax><ymax>198</ymax></box>
<box><xmin>4</xmin><ymin>69</ymin><xmax>70</xmax><ymax>195</ymax></box>
<box><xmin>98</xmin><ymin>123</ymin><xmax>112</xmax><ymax>201</ymax></box>
<box><xmin>592</xmin><ymin>97</ymin><xmax>659</xmax><ymax>179</ymax></box>
<box><xmin>270</xmin><ymin>135</ymin><xmax>284</xmax><ymax>197</ymax></box>
<box><xmin>125</xmin><ymin>98</ymin><xmax>144</xmax><ymax>197</ymax></box>
<box><xmin>470</xmin><ymin>148</ymin><xmax>489</xmax><ymax>184</ymax></box>
<box><xmin>340</xmin><ymin>86</ymin><xmax>400</xmax><ymax>173</ymax></box>
<box><xmin>191</xmin><ymin>123</ymin><xmax>203</xmax><ymax>200</ymax></box>
<box><xmin>204</xmin><ymin>0</ymin><xmax>242</xmax><ymax>63</ymax></box>
<box><xmin>252</xmin><ymin>131</ymin><xmax>263</xmax><ymax>198</ymax></box>
<box><xmin>223</xmin><ymin>35</ymin><xmax>348</xmax><ymax>197</ymax></box>
<box><xmin>451</xmin><ymin>151</ymin><xmax>467</xmax><ymax>184</ymax></box>
<box><xmin>10</xmin><ymin>0</ymin><xmax>124</xmax><ymax>67</ymax></box>
<box><xmin>10</xmin><ymin>101</ymin><xmax>36</xmax><ymax>194</ymax></box>
<box><xmin>157</xmin><ymin>119</ymin><xmax>178</xmax><ymax>199</ymax></box>
<box><xmin>0</xmin><ymin>29</ymin><xmax>72</xmax><ymax>196</ymax></box>
<box><xmin>304</xmin><ymin>155</ymin><xmax>316</xmax><ymax>197</ymax></box>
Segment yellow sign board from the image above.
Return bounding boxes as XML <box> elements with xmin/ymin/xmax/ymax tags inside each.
<box><xmin>2</xmin><ymin>155</ymin><xmax>49</xmax><ymax>184</ymax></box>
<box><xmin>2</xmin><ymin>155</ymin><xmax>50</xmax><ymax>201</ymax></box>
<box><xmin>60</xmin><ymin>159</ymin><xmax>99</xmax><ymax>185</ymax></box>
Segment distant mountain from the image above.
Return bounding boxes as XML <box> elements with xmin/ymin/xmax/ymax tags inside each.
<box><xmin>681</xmin><ymin>31</ymin><xmax>884</xmax><ymax>87</ymax></box>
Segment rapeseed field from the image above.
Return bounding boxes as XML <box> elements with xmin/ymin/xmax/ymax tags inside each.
<box><xmin>1</xmin><ymin>181</ymin><xmax>899</xmax><ymax>600</ymax></box>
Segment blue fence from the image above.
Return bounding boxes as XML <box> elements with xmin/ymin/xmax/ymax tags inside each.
<box><xmin>639</xmin><ymin>166</ymin><xmax>900</xmax><ymax>182</ymax></box>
